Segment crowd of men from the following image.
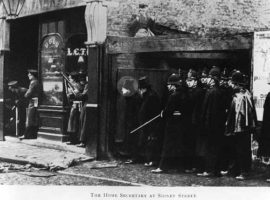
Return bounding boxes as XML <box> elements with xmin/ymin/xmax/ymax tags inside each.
<box><xmin>122</xmin><ymin>66</ymin><xmax>262</xmax><ymax>181</ymax></box>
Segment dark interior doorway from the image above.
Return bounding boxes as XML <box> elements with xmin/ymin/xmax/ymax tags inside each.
<box><xmin>4</xmin><ymin>17</ymin><xmax>39</xmax><ymax>136</ymax></box>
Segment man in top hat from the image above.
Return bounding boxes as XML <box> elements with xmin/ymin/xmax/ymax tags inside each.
<box><xmin>197</xmin><ymin>66</ymin><xmax>227</xmax><ymax>177</ymax></box>
<box><xmin>19</xmin><ymin>69</ymin><xmax>41</xmax><ymax>139</ymax></box>
<box><xmin>8</xmin><ymin>81</ymin><xmax>28</xmax><ymax>136</ymax></box>
<box><xmin>152</xmin><ymin>73</ymin><xmax>190</xmax><ymax>173</ymax></box>
<box><xmin>225</xmin><ymin>71</ymin><xmax>257</xmax><ymax>180</ymax></box>
<box><xmin>125</xmin><ymin>76</ymin><xmax>161</xmax><ymax>165</ymax></box>
<box><xmin>258</xmin><ymin>74</ymin><xmax>270</xmax><ymax>182</ymax></box>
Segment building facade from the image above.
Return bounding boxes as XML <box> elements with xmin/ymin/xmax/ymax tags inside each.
<box><xmin>1</xmin><ymin>0</ymin><xmax>270</xmax><ymax>159</ymax></box>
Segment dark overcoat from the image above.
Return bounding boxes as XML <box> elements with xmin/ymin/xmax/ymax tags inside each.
<box><xmin>24</xmin><ymin>79</ymin><xmax>41</xmax><ymax>138</ymax></box>
<box><xmin>199</xmin><ymin>85</ymin><xmax>227</xmax><ymax>156</ymax></box>
<box><xmin>138</xmin><ymin>88</ymin><xmax>161</xmax><ymax>161</ymax></box>
<box><xmin>258</xmin><ymin>92</ymin><xmax>270</xmax><ymax>157</ymax></box>
<box><xmin>160</xmin><ymin>86</ymin><xmax>190</xmax><ymax>161</ymax></box>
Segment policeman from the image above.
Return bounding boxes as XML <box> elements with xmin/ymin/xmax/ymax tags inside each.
<box><xmin>152</xmin><ymin>74</ymin><xmax>190</xmax><ymax>173</ymax></box>
<box><xmin>197</xmin><ymin>66</ymin><xmax>227</xmax><ymax>177</ymax></box>
<box><xmin>8</xmin><ymin>81</ymin><xmax>28</xmax><ymax>136</ymax></box>
<box><xmin>225</xmin><ymin>71</ymin><xmax>257</xmax><ymax>180</ymax></box>
<box><xmin>19</xmin><ymin>69</ymin><xmax>41</xmax><ymax>139</ymax></box>
<box><xmin>185</xmin><ymin>70</ymin><xmax>205</xmax><ymax>173</ymax></box>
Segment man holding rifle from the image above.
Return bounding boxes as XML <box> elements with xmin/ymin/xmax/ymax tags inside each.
<box><xmin>65</xmin><ymin>71</ymin><xmax>84</xmax><ymax>145</ymax></box>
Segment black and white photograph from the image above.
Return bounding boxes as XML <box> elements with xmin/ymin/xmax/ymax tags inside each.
<box><xmin>0</xmin><ymin>0</ymin><xmax>270</xmax><ymax>199</ymax></box>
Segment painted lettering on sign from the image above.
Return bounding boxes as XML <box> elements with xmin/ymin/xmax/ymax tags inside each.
<box><xmin>20</xmin><ymin>0</ymin><xmax>85</xmax><ymax>17</ymax></box>
<box><xmin>66</xmin><ymin>48</ymin><xmax>88</xmax><ymax>56</ymax></box>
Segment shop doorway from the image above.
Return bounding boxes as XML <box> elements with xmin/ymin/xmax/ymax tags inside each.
<box><xmin>4</xmin><ymin>17</ymin><xmax>39</xmax><ymax>136</ymax></box>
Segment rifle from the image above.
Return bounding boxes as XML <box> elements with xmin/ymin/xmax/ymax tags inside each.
<box><xmin>130</xmin><ymin>113</ymin><xmax>161</xmax><ymax>134</ymax></box>
<box><xmin>62</xmin><ymin>72</ymin><xmax>76</xmax><ymax>95</ymax></box>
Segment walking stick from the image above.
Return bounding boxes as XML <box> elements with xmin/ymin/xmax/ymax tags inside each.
<box><xmin>15</xmin><ymin>106</ymin><xmax>19</xmax><ymax>137</ymax></box>
<box><xmin>130</xmin><ymin>113</ymin><xmax>161</xmax><ymax>134</ymax></box>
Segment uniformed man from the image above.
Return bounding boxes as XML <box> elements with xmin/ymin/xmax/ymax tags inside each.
<box><xmin>66</xmin><ymin>71</ymin><xmax>84</xmax><ymax>145</ymax></box>
<box><xmin>225</xmin><ymin>71</ymin><xmax>257</xmax><ymax>180</ymax></box>
<box><xmin>152</xmin><ymin>74</ymin><xmax>190</xmax><ymax>173</ymax></box>
<box><xmin>19</xmin><ymin>69</ymin><xmax>41</xmax><ymax>139</ymax></box>
<box><xmin>197</xmin><ymin>66</ymin><xmax>227</xmax><ymax>177</ymax></box>
<box><xmin>185</xmin><ymin>70</ymin><xmax>205</xmax><ymax>173</ymax></box>
<box><xmin>77</xmin><ymin>71</ymin><xmax>89</xmax><ymax>147</ymax></box>
<box><xmin>8</xmin><ymin>81</ymin><xmax>28</xmax><ymax>136</ymax></box>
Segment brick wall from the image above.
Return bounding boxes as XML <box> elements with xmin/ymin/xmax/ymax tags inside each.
<box><xmin>107</xmin><ymin>0</ymin><xmax>270</xmax><ymax>36</ymax></box>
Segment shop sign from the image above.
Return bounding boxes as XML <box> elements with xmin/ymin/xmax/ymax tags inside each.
<box><xmin>19</xmin><ymin>0</ymin><xmax>86</xmax><ymax>17</ymax></box>
<box><xmin>252</xmin><ymin>31</ymin><xmax>270</xmax><ymax>121</ymax></box>
<box><xmin>67</xmin><ymin>48</ymin><xmax>88</xmax><ymax>56</ymax></box>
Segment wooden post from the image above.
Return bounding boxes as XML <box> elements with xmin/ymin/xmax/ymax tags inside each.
<box><xmin>84</xmin><ymin>0</ymin><xmax>109</xmax><ymax>159</ymax></box>
<box><xmin>0</xmin><ymin>17</ymin><xmax>10</xmax><ymax>141</ymax></box>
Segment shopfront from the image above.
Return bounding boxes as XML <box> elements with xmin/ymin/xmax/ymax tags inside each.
<box><xmin>0</xmin><ymin>0</ymin><xmax>88</xmax><ymax>141</ymax></box>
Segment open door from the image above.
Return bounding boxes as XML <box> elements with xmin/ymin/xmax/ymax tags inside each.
<box><xmin>252</xmin><ymin>31</ymin><xmax>270</xmax><ymax>122</ymax></box>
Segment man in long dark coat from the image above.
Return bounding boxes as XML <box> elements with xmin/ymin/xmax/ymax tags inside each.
<box><xmin>8</xmin><ymin>81</ymin><xmax>28</xmax><ymax>136</ymax></box>
<box><xmin>226</xmin><ymin>71</ymin><xmax>257</xmax><ymax>180</ymax></box>
<box><xmin>126</xmin><ymin>76</ymin><xmax>161</xmax><ymax>165</ymax></box>
<box><xmin>258</xmin><ymin>79</ymin><xmax>270</xmax><ymax>182</ymax></box>
<box><xmin>186</xmin><ymin>70</ymin><xmax>205</xmax><ymax>173</ymax></box>
<box><xmin>152</xmin><ymin>74</ymin><xmax>190</xmax><ymax>173</ymax></box>
<box><xmin>197</xmin><ymin>66</ymin><xmax>227</xmax><ymax>177</ymax></box>
<box><xmin>19</xmin><ymin>69</ymin><xmax>41</xmax><ymax>139</ymax></box>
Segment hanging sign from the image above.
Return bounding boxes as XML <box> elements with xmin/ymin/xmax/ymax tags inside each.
<box><xmin>253</xmin><ymin>31</ymin><xmax>270</xmax><ymax>121</ymax></box>
<box><xmin>19</xmin><ymin>0</ymin><xmax>86</xmax><ymax>17</ymax></box>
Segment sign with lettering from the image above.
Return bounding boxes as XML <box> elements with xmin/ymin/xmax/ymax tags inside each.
<box><xmin>19</xmin><ymin>0</ymin><xmax>86</xmax><ymax>17</ymax></box>
<box><xmin>253</xmin><ymin>31</ymin><xmax>270</xmax><ymax>121</ymax></box>
<box><xmin>41</xmin><ymin>34</ymin><xmax>65</xmax><ymax>106</ymax></box>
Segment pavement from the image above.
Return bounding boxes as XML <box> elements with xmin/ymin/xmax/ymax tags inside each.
<box><xmin>0</xmin><ymin>136</ymin><xmax>94</xmax><ymax>170</ymax></box>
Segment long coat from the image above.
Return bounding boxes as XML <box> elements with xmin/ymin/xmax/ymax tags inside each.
<box><xmin>258</xmin><ymin>92</ymin><xmax>270</xmax><ymax>157</ymax></box>
<box><xmin>137</xmin><ymin>88</ymin><xmax>161</xmax><ymax>161</ymax></box>
<box><xmin>199</xmin><ymin>85</ymin><xmax>227</xmax><ymax>157</ymax></box>
<box><xmin>24</xmin><ymin>78</ymin><xmax>41</xmax><ymax>138</ymax></box>
<box><xmin>160</xmin><ymin>86</ymin><xmax>190</xmax><ymax>161</ymax></box>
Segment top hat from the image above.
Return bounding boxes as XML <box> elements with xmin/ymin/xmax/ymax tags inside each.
<box><xmin>8</xmin><ymin>80</ymin><xmax>18</xmax><ymax>87</ymax></box>
<box><xmin>167</xmin><ymin>73</ymin><xmax>182</xmax><ymax>85</ymax></box>
<box><xmin>138</xmin><ymin>76</ymin><xmax>150</xmax><ymax>89</ymax></box>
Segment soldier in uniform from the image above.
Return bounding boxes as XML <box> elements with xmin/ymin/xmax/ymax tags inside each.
<box><xmin>66</xmin><ymin>71</ymin><xmax>84</xmax><ymax>145</ymax></box>
<box><xmin>152</xmin><ymin>74</ymin><xmax>190</xmax><ymax>173</ymax></box>
<box><xmin>8</xmin><ymin>81</ymin><xmax>28</xmax><ymax>136</ymax></box>
<box><xmin>77</xmin><ymin>72</ymin><xmax>88</xmax><ymax>147</ymax></box>
<box><xmin>19</xmin><ymin>69</ymin><xmax>41</xmax><ymax>139</ymax></box>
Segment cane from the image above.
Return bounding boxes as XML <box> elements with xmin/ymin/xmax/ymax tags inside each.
<box><xmin>130</xmin><ymin>113</ymin><xmax>161</xmax><ymax>134</ymax></box>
